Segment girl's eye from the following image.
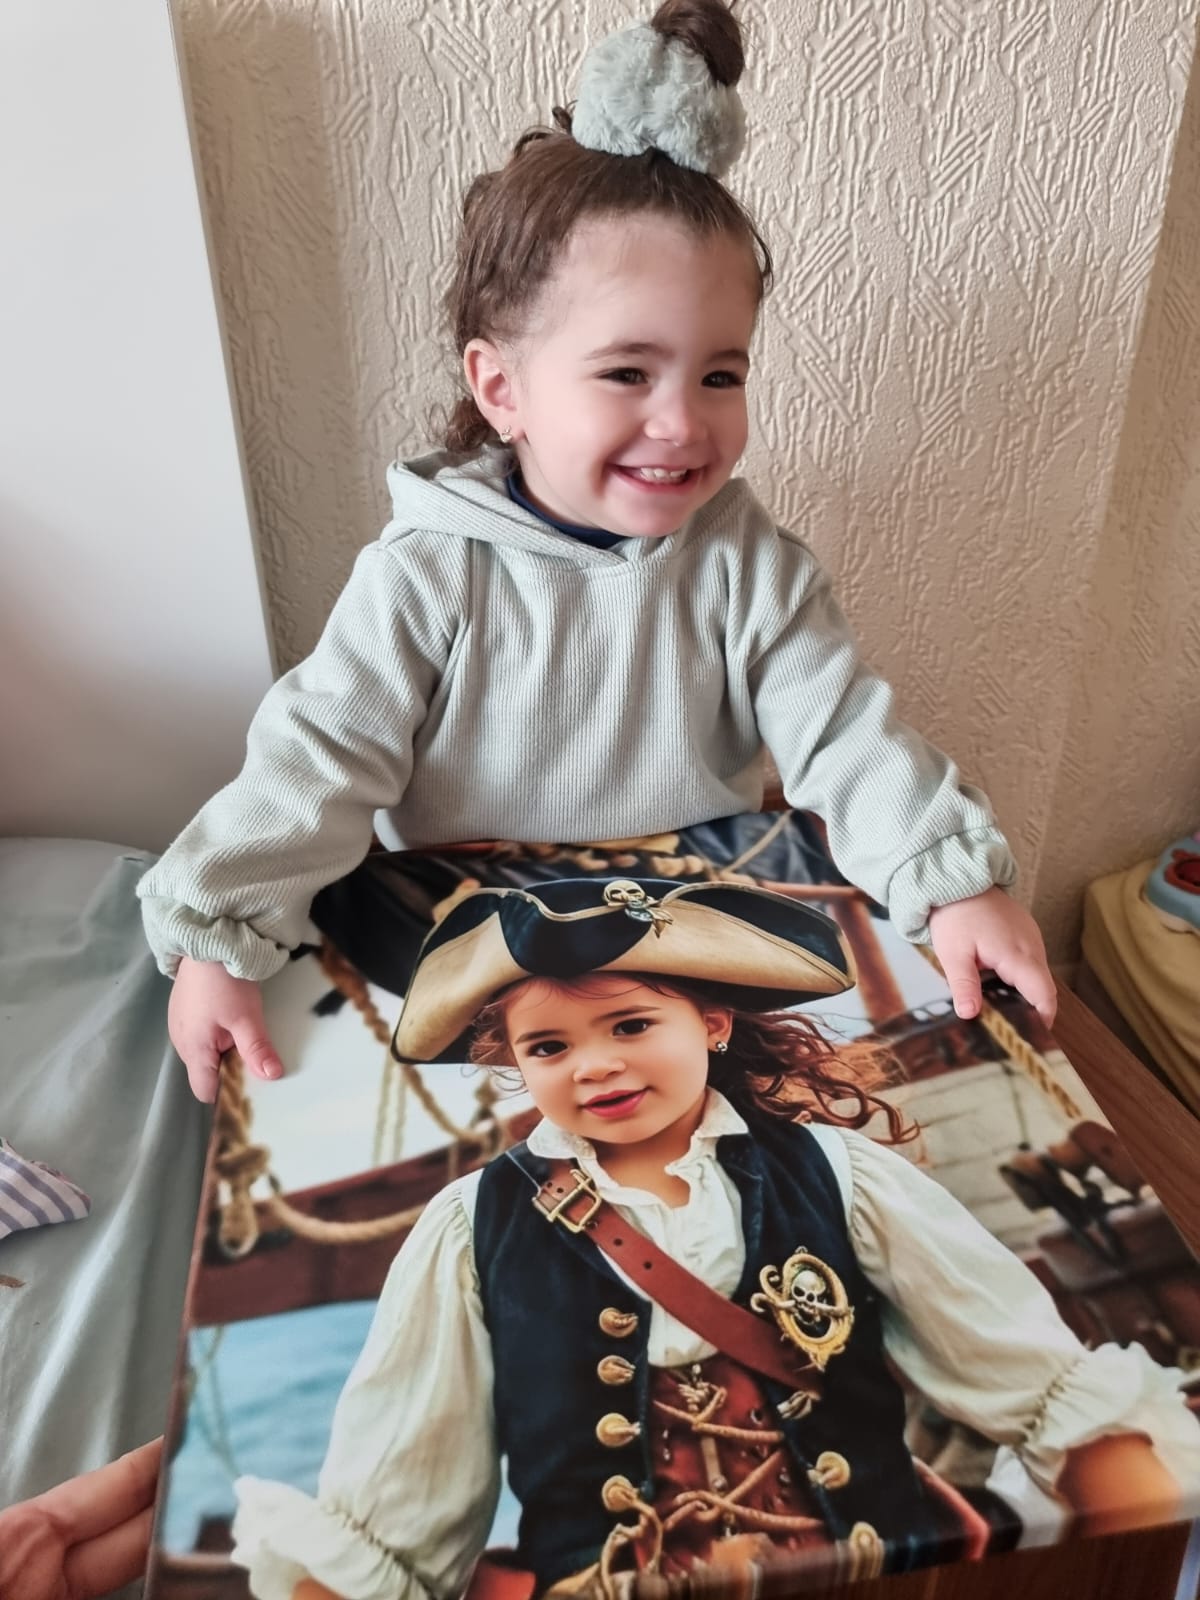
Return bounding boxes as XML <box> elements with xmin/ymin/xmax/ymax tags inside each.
<box><xmin>600</xmin><ymin>368</ymin><xmax>646</xmax><ymax>385</ymax></box>
<box><xmin>613</xmin><ymin>1018</ymin><xmax>652</xmax><ymax>1036</ymax></box>
<box><xmin>526</xmin><ymin>1039</ymin><xmax>566</xmax><ymax>1059</ymax></box>
<box><xmin>704</xmin><ymin>370</ymin><xmax>745</xmax><ymax>388</ymax></box>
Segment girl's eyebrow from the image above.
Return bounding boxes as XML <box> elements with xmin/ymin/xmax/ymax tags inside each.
<box><xmin>584</xmin><ymin>339</ymin><xmax>750</xmax><ymax>366</ymax></box>
<box><xmin>513</xmin><ymin>1004</ymin><xmax>662</xmax><ymax>1045</ymax></box>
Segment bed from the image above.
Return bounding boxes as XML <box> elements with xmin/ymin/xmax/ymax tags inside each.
<box><xmin>0</xmin><ymin>837</ymin><xmax>209</xmax><ymax>1519</ymax></box>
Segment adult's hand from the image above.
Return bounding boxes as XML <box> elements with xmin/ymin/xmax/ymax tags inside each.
<box><xmin>0</xmin><ymin>1438</ymin><xmax>162</xmax><ymax>1600</ymax></box>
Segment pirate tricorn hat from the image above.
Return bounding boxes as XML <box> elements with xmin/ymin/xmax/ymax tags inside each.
<box><xmin>391</xmin><ymin>877</ymin><xmax>856</xmax><ymax>1065</ymax></box>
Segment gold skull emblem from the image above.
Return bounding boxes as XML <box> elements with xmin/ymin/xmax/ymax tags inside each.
<box><xmin>750</xmin><ymin>1248</ymin><xmax>854</xmax><ymax>1370</ymax></box>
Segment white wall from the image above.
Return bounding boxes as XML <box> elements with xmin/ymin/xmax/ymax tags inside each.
<box><xmin>0</xmin><ymin>0</ymin><xmax>273</xmax><ymax>853</ymax></box>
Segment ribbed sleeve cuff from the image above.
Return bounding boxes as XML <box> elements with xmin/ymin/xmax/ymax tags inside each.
<box><xmin>138</xmin><ymin>898</ymin><xmax>293</xmax><ymax>982</ymax></box>
<box><xmin>885</xmin><ymin>828</ymin><xmax>1018</xmax><ymax>944</ymax></box>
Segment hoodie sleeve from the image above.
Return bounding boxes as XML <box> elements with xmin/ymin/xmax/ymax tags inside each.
<box><xmin>136</xmin><ymin>532</ymin><xmax>462</xmax><ymax>978</ymax></box>
<box><xmin>747</xmin><ymin>530</ymin><xmax>1015</xmax><ymax>942</ymax></box>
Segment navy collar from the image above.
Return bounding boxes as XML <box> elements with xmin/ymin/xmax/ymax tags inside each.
<box><xmin>505</xmin><ymin>470</ymin><xmax>625</xmax><ymax>550</ymax></box>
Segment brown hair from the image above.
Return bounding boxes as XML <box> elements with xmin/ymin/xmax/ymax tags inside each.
<box><xmin>467</xmin><ymin>972</ymin><xmax>916</xmax><ymax>1146</ymax></box>
<box><xmin>440</xmin><ymin>0</ymin><xmax>773</xmax><ymax>454</ymax></box>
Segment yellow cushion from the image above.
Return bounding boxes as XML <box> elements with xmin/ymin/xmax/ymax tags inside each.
<box><xmin>1082</xmin><ymin>861</ymin><xmax>1200</xmax><ymax>1116</ymax></box>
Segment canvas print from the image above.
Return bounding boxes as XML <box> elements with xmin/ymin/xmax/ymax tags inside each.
<box><xmin>146</xmin><ymin>812</ymin><xmax>1200</xmax><ymax>1600</ymax></box>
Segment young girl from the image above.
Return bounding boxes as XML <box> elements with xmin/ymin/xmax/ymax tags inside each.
<box><xmin>228</xmin><ymin>877</ymin><xmax>1195</xmax><ymax>1600</ymax></box>
<box><xmin>138</xmin><ymin>0</ymin><xmax>1057</xmax><ymax>1105</ymax></box>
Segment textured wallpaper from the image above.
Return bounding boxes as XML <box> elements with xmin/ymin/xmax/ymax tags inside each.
<box><xmin>177</xmin><ymin>0</ymin><xmax>1199</xmax><ymax>959</ymax></box>
<box><xmin>1040</xmin><ymin>43</ymin><xmax>1200</xmax><ymax>957</ymax></box>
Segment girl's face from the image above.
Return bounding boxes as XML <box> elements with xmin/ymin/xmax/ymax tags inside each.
<box><xmin>501</xmin><ymin>974</ymin><xmax>731</xmax><ymax>1152</ymax></box>
<box><xmin>467</xmin><ymin>214</ymin><xmax>759</xmax><ymax>539</ymax></box>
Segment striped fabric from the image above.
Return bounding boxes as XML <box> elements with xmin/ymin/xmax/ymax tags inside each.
<box><xmin>0</xmin><ymin>1135</ymin><xmax>91</xmax><ymax>1241</ymax></box>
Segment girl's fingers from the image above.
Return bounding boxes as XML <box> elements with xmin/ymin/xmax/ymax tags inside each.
<box><xmin>944</xmin><ymin>969</ymin><xmax>983</xmax><ymax>1020</ymax></box>
<box><xmin>932</xmin><ymin>942</ymin><xmax>984</xmax><ymax>1020</ymax></box>
<box><xmin>228</xmin><ymin>1014</ymin><xmax>285</xmax><ymax>1083</ymax></box>
<box><xmin>997</xmin><ymin>955</ymin><xmax>1058</xmax><ymax>1028</ymax></box>
<box><xmin>182</xmin><ymin>1041</ymin><xmax>222</xmax><ymax>1104</ymax></box>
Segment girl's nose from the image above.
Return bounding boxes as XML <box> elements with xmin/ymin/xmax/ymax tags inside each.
<box><xmin>645</xmin><ymin>392</ymin><xmax>705</xmax><ymax>447</ymax></box>
<box><xmin>573</xmin><ymin>1051</ymin><xmax>624</xmax><ymax>1082</ymax></box>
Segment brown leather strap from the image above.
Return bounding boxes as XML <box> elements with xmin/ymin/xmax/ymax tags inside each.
<box><xmin>534</xmin><ymin>1161</ymin><xmax>820</xmax><ymax>1402</ymax></box>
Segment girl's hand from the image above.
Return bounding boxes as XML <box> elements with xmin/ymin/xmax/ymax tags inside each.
<box><xmin>169</xmin><ymin>956</ymin><xmax>284</xmax><ymax>1103</ymax></box>
<box><xmin>1058</xmin><ymin>1433</ymin><xmax>1179</xmax><ymax>1536</ymax></box>
<box><xmin>0</xmin><ymin>1438</ymin><xmax>162</xmax><ymax>1600</ymax></box>
<box><xmin>927</xmin><ymin>886</ymin><xmax>1057</xmax><ymax>1028</ymax></box>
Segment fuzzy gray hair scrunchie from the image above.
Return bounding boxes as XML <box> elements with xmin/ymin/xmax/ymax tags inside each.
<box><xmin>571</xmin><ymin>22</ymin><xmax>746</xmax><ymax>177</ymax></box>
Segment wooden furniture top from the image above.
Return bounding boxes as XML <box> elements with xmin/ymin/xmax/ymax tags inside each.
<box><xmin>1051</xmin><ymin>979</ymin><xmax>1199</xmax><ymax>1258</ymax></box>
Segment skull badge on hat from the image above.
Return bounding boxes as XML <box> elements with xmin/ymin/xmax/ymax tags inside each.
<box><xmin>391</xmin><ymin>876</ymin><xmax>856</xmax><ymax>1065</ymax></box>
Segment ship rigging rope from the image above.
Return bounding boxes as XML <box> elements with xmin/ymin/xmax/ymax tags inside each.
<box><xmin>212</xmin><ymin>1054</ymin><xmax>431</xmax><ymax>1258</ymax></box>
<box><xmin>318</xmin><ymin>940</ymin><xmax>504</xmax><ymax>1149</ymax></box>
<box><xmin>211</xmin><ymin>941</ymin><xmax>503</xmax><ymax>1259</ymax></box>
<box><xmin>913</xmin><ymin>944</ymin><xmax>1082</xmax><ymax>1123</ymax></box>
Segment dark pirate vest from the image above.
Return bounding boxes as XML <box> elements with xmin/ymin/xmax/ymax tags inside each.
<box><xmin>472</xmin><ymin>1116</ymin><xmax>942</xmax><ymax>1592</ymax></box>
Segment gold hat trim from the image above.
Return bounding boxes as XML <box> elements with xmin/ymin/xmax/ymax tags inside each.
<box><xmin>392</xmin><ymin>885</ymin><xmax>854</xmax><ymax>1064</ymax></box>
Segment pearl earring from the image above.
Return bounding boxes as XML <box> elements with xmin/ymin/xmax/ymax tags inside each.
<box><xmin>712</xmin><ymin>1039</ymin><xmax>728</xmax><ymax>1054</ymax></box>
<box><xmin>499</xmin><ymin>427</ymin><xmax>513</xmax><ymax>445</ymax></box>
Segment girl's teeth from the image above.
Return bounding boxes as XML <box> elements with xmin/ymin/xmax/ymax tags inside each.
<box><xmin>632</xmin><ymin>467</ymin><xmax>688</xmax><ymax>482</ymax></box>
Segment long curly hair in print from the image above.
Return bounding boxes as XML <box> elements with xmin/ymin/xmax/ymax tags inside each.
<box><xmin>468</xmin><ymin>971</ymin><xmax>915</xmax><ymax>1146</ymax></box>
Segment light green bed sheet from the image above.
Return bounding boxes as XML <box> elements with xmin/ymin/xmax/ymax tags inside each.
<box><xmin>0</xmin><ymin>838</ymin><xmax>209</xmax><ymax>1516</ymax></box>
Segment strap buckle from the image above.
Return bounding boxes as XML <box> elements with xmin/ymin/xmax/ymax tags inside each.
<box><xmin>539</xmin><ymin>1166</ymin><xmax>602</xmax><ymax>1234</ymax></box>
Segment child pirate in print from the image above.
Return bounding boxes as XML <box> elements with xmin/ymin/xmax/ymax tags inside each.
<box><xmin>231</xmin><ymin>880</ymin><xmax>1198</xmax><ymax>1600</ymax></box>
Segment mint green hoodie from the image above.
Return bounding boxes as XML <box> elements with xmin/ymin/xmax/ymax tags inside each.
<box><xmin>137</xmin><ymin>448</ymin><xmax>1014</xmax><ymax>978</ymax></box>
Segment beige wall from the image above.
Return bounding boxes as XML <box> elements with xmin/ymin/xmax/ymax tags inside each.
<box><xmin>1039</xmin><ymin>42</ymin><xmax>1200</xmax><ymax>956</ymax></box>
<box><xmin>176</xmin><ymin>0</ymin><xmax>1200</xmax><ymax>959</ymax></box>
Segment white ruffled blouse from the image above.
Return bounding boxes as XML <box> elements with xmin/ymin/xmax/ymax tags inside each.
<box><xmin>230</xmin><ymin>1092</ymin><xmax>1199</xmax><ymax>1600</ymax></box>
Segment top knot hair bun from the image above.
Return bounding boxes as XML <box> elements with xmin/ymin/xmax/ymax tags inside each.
<box><xmin>571</xmin><ymin>0</ymin><xmax>748</xmax><ymax>177</ymax></box>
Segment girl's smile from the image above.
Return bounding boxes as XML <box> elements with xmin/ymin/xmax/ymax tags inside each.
<box><xmin>582</xmin><ymin>1086</ymin><xmax>648</xmax><ymax>1119</ymax></box>
<box><xmin>610</xmin><ymin>463</ymin><xmax>706</xmax><ymax>499</ymax></box>
<box><xmin>502</xmin><ymin>975</ymin><xmax>732</xmax><ymax>1170</ymax></box>
<box><xmin>464</xmin><ymin>215</ymin><xmax>759</xmax><ymax>540</ymax></box>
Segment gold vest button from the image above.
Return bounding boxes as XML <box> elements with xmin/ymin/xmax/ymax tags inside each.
<box><xmin>846</xmin><ymin>1522</ymin><xmax>885</xmax><ymax>1581</ymax></box>
<box><xmin>809</xmin><ymin>1450</ymin><xmax>851</xmax><ymax>1490</ymax></box>
<box><xmin>598</xmin><ymin>1308</ymin><xmax>639</xmax><ymax>1338</ymax></box>
<box><xmin>597</xmin><ymin>1355</ymin><xmax>636</xmax><ymax>1386</ymax></box>
<box><xmin>601</xmin><ymin>1474</ymin><xmax>639</xmax><ymax>1513</ymax></box>
<box><xmin>596</xmin><ymin>1413</ymin><xmax>641</xmax><ymax>1449</ymax></box>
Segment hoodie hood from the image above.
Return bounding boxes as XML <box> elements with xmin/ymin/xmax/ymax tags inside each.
<box><xmin>385</xmin><ymin>445</ymin><xmax>740</xmax><ymax>567</ymax></box>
